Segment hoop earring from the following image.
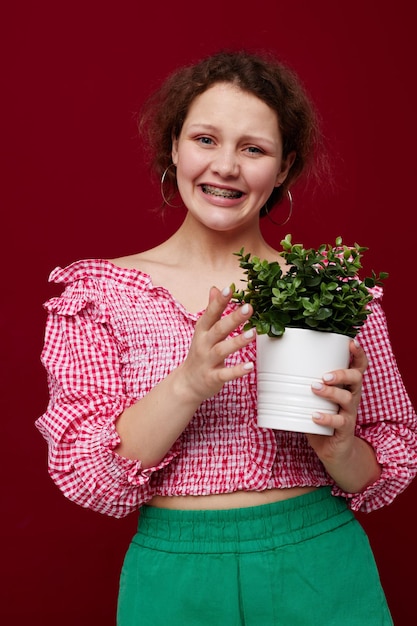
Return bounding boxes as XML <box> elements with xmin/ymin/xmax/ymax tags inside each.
<box><xmin>160</xmin><ymin>164</ymin><xmax>183</xmax><ymax>208</ymax></box>
<box><xmin>265</xmin><ymin>190</ymin><xmax>293</xmax><ymax>226</ymax></box>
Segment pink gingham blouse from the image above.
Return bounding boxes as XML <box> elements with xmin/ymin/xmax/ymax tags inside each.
<box><xmin>36</xmin><ymin>259</ymin><xmax>417</xmax><ymax>518</ymax></box>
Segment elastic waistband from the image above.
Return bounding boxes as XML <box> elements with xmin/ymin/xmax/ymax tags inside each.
<box><xmin>134</xmin><ymin>488</ymin><xmax>353</xmax><ymax>554</ymax></box>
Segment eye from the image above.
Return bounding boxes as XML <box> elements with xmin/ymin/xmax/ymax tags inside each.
<box><xmin>246</xmin><ymin>146</ymin><xmax>264</xmax><ymax>155</ymax></box>
<box><xmin>197</xmin><ymin>136</ymin><xmax>214</xmax><ymax>146</ymax></box>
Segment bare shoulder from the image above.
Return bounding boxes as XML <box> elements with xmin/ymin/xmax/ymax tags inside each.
<box><xmin>109</xmin><ymin>242</ymin><xmax>209</xmax><ymax>312</ymax></box>
<box><xmin>109</xmin><ymin>243</ymin><xmax>170</xmax><ymax>273</ymax></box>
<box><xmin>253</xmin><ymin>243</ymin><xmax>287</xmax><ymax>267</ymax></box>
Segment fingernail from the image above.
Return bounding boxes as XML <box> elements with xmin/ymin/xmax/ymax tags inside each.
<box><xmin>354</xmin><ymin>338</ymin><xmax>360</xmax><ymax>348</ymax></box>
<box><xmin>244</xmin><ymin>328</ymin><xmax>254</xmax><ymax>339</ymax></box>
<box><xmin>312</xmin><ymin>412</ymin><xmax>323</xmax><ymax>420</ymax></box>
<box><xmin>322</xmin><ymin>373</ymin><xmax>335</xmax><ymax>382</ymax></box>
<box><xmin>243</xmin><ymin>362</ymin><xmax>254</xmax><ymax>370</ymax></box>
<box><xmin>241</xmin><ymin>304</ymin><xmax>249</xmax><ymax>315</ymax></box>
<box><xmin>222</xmin><ymin>286</ymin><xmax>231</xmax><ymax>297</ymax></box>
<box><xmin>311</xmin><ymin>381</ymin><xmax>324</xmax><ymax>390</ymax></box>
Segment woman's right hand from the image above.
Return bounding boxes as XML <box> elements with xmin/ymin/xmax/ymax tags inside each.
<box><xmin>116</xmin><ymin>286</ymin><xmax>255</xmax><ymax>466</ymax></box>
<box><xmin>178</xmin><ymin>286</ymin><xmax>255</xmax><ymax>403</ymax></box>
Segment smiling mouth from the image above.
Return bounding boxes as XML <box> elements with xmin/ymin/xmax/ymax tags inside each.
<box><xmin>201</xmin><ymin>184</ymin><xmax>243</xmax><ymax>199</ymax></box>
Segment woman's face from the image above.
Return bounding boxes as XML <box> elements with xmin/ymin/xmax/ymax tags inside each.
<box><xmin>171</xmin><ymin>82</ymin><xmax>294</xmax><ymax>233</ymax></box>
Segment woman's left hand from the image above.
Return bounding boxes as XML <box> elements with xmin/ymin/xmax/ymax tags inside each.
<box><xmin>305</xmin><ymin>340</ymin><xmax>380</xmax><ymax>492</ymax></box>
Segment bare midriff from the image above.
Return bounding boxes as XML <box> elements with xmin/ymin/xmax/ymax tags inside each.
<box><xmin>147</xmin><ymin>486</ymin><xmax>319</xmax><ymax>510</ymax></box>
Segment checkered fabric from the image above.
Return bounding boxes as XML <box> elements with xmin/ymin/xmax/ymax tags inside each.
<box><xmin>36</xmin><ymin>259</ymin><xmax>417</xmax><ymax>518</ymax></box>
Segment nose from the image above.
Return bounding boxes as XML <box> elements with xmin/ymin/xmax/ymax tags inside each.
<box><xmin>211</xmin><ymin>146</ymin><xmax>239</xmax><ymax>178</ymax></box>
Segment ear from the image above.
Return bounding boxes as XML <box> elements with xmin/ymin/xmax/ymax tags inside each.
<box><xmin>171</xmin><ymin>136</ymin><xmax>179</xmax><ymax>165</ymax></box>
<box><xmin>275</xmin><ymin>151</ymin><xmax>296</xmax><ymax>187</ymax></box>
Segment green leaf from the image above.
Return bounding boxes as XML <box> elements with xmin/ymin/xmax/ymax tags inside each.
<box><xmin>232</xmin><ymin>235</ymin><xmax>387</xmax><ymax>337</ymax></box>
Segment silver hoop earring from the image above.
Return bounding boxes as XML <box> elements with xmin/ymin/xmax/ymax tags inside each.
<box><xmin>265</xmin><ymin>190</ymin><xmax>293</xmax><ymax>226</ymax></box>
<box><xmin>160</xmin><ymin>164</ymin><xmax>182</xmax><ymax>208</ymax></box>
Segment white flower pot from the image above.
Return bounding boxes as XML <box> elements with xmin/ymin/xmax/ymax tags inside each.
<box><xmin>256</xmin><ymin>328</ymin><xmax>351</xmax><ymax>436</ymax></box>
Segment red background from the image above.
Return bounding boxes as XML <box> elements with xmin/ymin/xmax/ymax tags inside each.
<box><xmin>3</xmin><ymin>1</ymin><xmax>416</xmax><ymax>624</ymax></box>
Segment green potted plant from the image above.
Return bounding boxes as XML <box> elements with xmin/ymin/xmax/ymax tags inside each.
<box><xmin>233</xmin><ymin>235</ymin><xmax>387</xmax><ymax>435</ymax></box>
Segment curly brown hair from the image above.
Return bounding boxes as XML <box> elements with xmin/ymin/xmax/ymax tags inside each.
<box><xmin>138</xmin><ymin>49</ymin><xmax>326</xmax><ymax>213</ymax></box>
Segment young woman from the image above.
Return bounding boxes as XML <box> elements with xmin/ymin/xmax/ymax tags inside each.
<box><xmin>36</xmin><ymin>50</ymin><xmax>417</xmax><ymax>625</ymax></box>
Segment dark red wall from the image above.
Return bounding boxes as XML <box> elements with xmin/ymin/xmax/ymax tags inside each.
<box><xmin>3</xmin><ymin>2</ymin><xmax>416</xmax><ymax>624</ymax></box>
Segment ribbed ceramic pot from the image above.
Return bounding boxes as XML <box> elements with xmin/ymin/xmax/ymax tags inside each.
<box><xmin>256</xmin><ymin>327</ymin><xmax>351</xmax><ymax>436</ymax></box>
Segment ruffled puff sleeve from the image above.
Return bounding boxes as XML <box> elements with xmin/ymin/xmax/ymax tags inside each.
<box><xmin>35</xmin><ymin>264</ymin><xmax>180</xmax><ymax>518</ymax></box>
<box><xmin>332</xmin><ymin>288</ymin><xmax>417</xmax><ymax>512</ymax></box>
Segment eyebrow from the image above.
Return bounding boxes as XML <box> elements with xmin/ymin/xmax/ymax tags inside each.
<box><xmin>186</xmin><ymin>123</ymin><xmax>218</xmax><ymax>133</ymax></box>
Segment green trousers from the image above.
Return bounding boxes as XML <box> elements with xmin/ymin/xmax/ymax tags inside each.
<box><xmin>117</xmin><ymin>487</ymin><xmax>392</xmax><ymax>625</ymax></box>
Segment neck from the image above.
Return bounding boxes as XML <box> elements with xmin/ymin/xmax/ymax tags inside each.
<box><xmin>172</xmin><ymin>213</ymin><xmax>274</xmax><ymax>266</ymax></box>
